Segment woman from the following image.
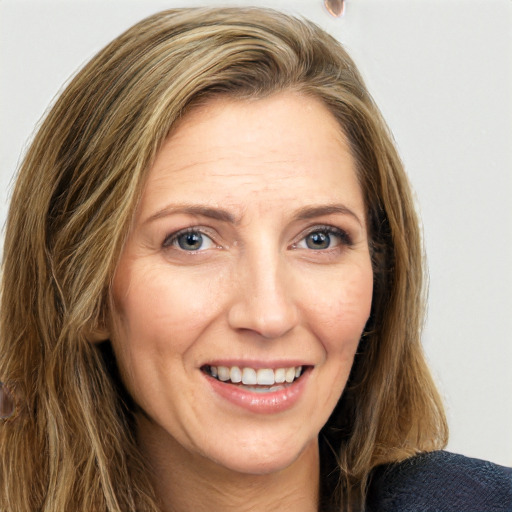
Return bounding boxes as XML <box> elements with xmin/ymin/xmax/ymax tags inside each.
<box><xmin>0</xmin><ymin>7</ymin><xmax>510</xmax><ymax>512</ymax></box>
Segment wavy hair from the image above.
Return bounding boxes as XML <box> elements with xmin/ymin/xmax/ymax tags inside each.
<box><xmin>0</xmin><ymin>7</ymin><xmax>447</xmax><ymax>511</ymax></box>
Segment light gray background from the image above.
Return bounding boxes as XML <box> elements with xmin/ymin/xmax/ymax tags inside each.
<box><xmin>1</xmin><ymin>0</ymin><xmax>511</xmax><ymax>466</ymax></box>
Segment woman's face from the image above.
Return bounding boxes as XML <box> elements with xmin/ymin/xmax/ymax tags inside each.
<box><xmin>109</xmin><ymin>92</ymin><xmax>373</xmax><ymax>475</ymax></box>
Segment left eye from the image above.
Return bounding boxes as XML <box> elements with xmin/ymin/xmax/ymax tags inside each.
<box><xmin>304</xmin><ymin>231</ymin><xmax>332</xmax><ymax>249</ymax></box>
<box><xmin>296</xmin><ymin>228</ymin><xmax>348</xmax><ymax>250</ymax></box>
<box><xmin>164</xmin><ymin>230</ymin><xmax>215</xmax><ymax>251</ymax></box>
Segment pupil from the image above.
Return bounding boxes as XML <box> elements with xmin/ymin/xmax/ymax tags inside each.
<box><xmin>178</xmin><ymin>232</ymin><xmax>202</xmax><ymax>250</ymax></box>
<box><xmin>307</xmin><ymin>232</ymin><xmax>330</xmax><ymax>249</ymax></box>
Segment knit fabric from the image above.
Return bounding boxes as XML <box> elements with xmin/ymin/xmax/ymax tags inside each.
<box><xmin>366</xmin><ymin>450</ymin><xmax>512</xmax><ymax>512</ymax></box>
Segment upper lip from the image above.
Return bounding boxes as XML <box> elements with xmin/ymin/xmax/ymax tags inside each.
<box><xmin>200</xmin><ymin>360</ymin><xmax>312</xmax><ymax>369</ymax></box>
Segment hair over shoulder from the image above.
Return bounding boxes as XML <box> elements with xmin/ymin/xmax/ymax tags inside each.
<box><xmin>0</xmin><ymin>7</ymin><xmax>447</xmax><ymax>512</ymax></box>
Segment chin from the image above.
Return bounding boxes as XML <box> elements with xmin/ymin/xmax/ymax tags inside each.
<box><xmin>202</xmin><ymin>434</ymin><xmax>317</xmax><ymax>476</ymax></box>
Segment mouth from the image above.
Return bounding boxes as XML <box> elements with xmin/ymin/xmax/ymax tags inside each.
<box><xmin>201</xmin><ymin>364</ymin><xmax>308</xmax><ymax>393</ymax></box>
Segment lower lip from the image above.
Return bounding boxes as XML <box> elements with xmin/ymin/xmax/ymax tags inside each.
<box><xmin>204</xmin><ymin>369</ymin><xmax>311</xmax><ymax>414</ymax></box>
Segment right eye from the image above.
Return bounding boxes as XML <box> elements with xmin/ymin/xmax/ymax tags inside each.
<box><xmin>163</xmin><ymin>229</ymin><xmax>215</xmax><ymax>251</ymax></box>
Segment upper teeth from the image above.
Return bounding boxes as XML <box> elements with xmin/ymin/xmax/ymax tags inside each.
<box><xmin>208</xmin><ymin>365</ymin><xmax>303</xmax><ymax>385</ymax></box>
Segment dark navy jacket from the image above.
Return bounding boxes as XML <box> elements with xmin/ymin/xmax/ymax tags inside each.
<box><xmin>366</xmin><ymin>451</ymin><xmax>512</xmax><ymax>511</ymax></box>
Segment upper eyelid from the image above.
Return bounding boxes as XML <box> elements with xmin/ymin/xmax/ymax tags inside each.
<box><xmin>163</xmin><ymin>227</ymin><xmax>216</xmax><ymax>248</ymax></box>
<box><xmin>302</xmin><ymin>224</ymin><xmax>344</xmax><ymax>234</ymax></box>
<box><xmin>299</xmin><ymin>224</ymin><xmax>352</xmax><ymax>241</ymax></box>
<box><xmin>161</xmin><ymin>223</ymin><xmax>353</xmax><ymax>248</ymax></box>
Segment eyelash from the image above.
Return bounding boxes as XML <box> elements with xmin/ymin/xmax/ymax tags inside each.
<box><xmin>161</xmin><ymin>225</ymin><xmax>353</xmax><ymax>252</ymax></box>
<box><xmin>162</xmin><ymin>227</ymin><xmax>215</xmax><ymax>250</ymax></box>
<box><xmin>295</xmin><ymin>225</ymin><xmax>353</xmax><ymax>250</ymax></box>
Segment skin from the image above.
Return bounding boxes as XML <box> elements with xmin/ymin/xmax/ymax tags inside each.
<box><xmin>107</xmin><ymin>91</ymin><xmax>374</xmax><ymax>511</ymax></box>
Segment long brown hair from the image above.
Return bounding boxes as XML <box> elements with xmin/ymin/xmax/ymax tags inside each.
<box><xmin>0</xmin><ymin>8</ymin><xmax>447</xmax><ymax>511</ymax></box>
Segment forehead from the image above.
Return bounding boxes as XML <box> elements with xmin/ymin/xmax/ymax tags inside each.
<box><xmin>139</xmin><ymin>92</ymin><xmax>364</xmax><ymax>218</ymax></box>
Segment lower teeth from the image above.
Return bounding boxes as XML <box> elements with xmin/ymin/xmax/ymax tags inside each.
<box><xmin>241</xmin><ymin>385</ymin><xmax>286</xmax><ymax>393</ymax></box>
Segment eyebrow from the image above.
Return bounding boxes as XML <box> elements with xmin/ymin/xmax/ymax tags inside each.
<box><xmin>293</xmin><ymin>204</ymin><xmax>363</xmax><ymax>227</ymax></box>
<box><xmin>144</xmin><ymin>204</ymin><xmax>238</xmax><ymax>225</ymax></box>
<box><xmin>144</xmin><ymin>203</ymin><xmax>362</xmax><ymax>227</ymax></box>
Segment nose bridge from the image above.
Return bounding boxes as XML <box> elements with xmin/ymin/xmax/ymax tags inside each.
<box><xmin>228</xmin><ymin>241</ymin><xmax>298</xmax><ymax>339</ymax></box>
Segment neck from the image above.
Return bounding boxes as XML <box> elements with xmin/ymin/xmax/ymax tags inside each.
<box><xmin>137</xmin><ymin>416</ymin><xmax>320</xmax><ymax>512</ymax></box>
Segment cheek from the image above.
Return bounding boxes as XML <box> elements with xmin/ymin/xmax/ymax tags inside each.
<box><xmin>109</xmin><ymin>261</ymin><xmax>227</xmax><ymax>412</ymax></box>
<box><xmin>308</xmin><ymin>262</ymin><xmax>373</xmax><ymax>353</ymax></box>
<box><xmin>309</xmin><ymin>263</ymin><xmax>373</xmax><ymax>411</ymax></box>
<box><xmin>111</xmin><ymin>261</ymin><xmax>229</xmax><ymax>358</ymax></box>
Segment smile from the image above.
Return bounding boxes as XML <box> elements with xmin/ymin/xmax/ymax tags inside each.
<box><xmin>202</xmin><ymin>364</ymin><xmax>311</xmax><ymax>413</ymax></box>
<box><xmin>202</xmin><ymin>365</ymin><xmax>303</xmax><ymax>390</ymax></box>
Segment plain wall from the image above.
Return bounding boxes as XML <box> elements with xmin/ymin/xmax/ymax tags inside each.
<box><xmin>1</xmin><ymin>0</ymin><xmax>511</xmax><ymax>466</ymax></box>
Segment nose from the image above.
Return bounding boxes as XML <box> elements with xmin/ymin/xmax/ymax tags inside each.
<box><xmin>227</xmin><ymin>250</ymin><xmax>299</xmax><ymax>339</ymax></box>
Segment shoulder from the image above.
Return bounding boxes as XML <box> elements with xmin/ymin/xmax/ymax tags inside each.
<box><xmin>366</xmin><ymin>450</ymin><xmax>512</xmax><ymax>512</ymax></box>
